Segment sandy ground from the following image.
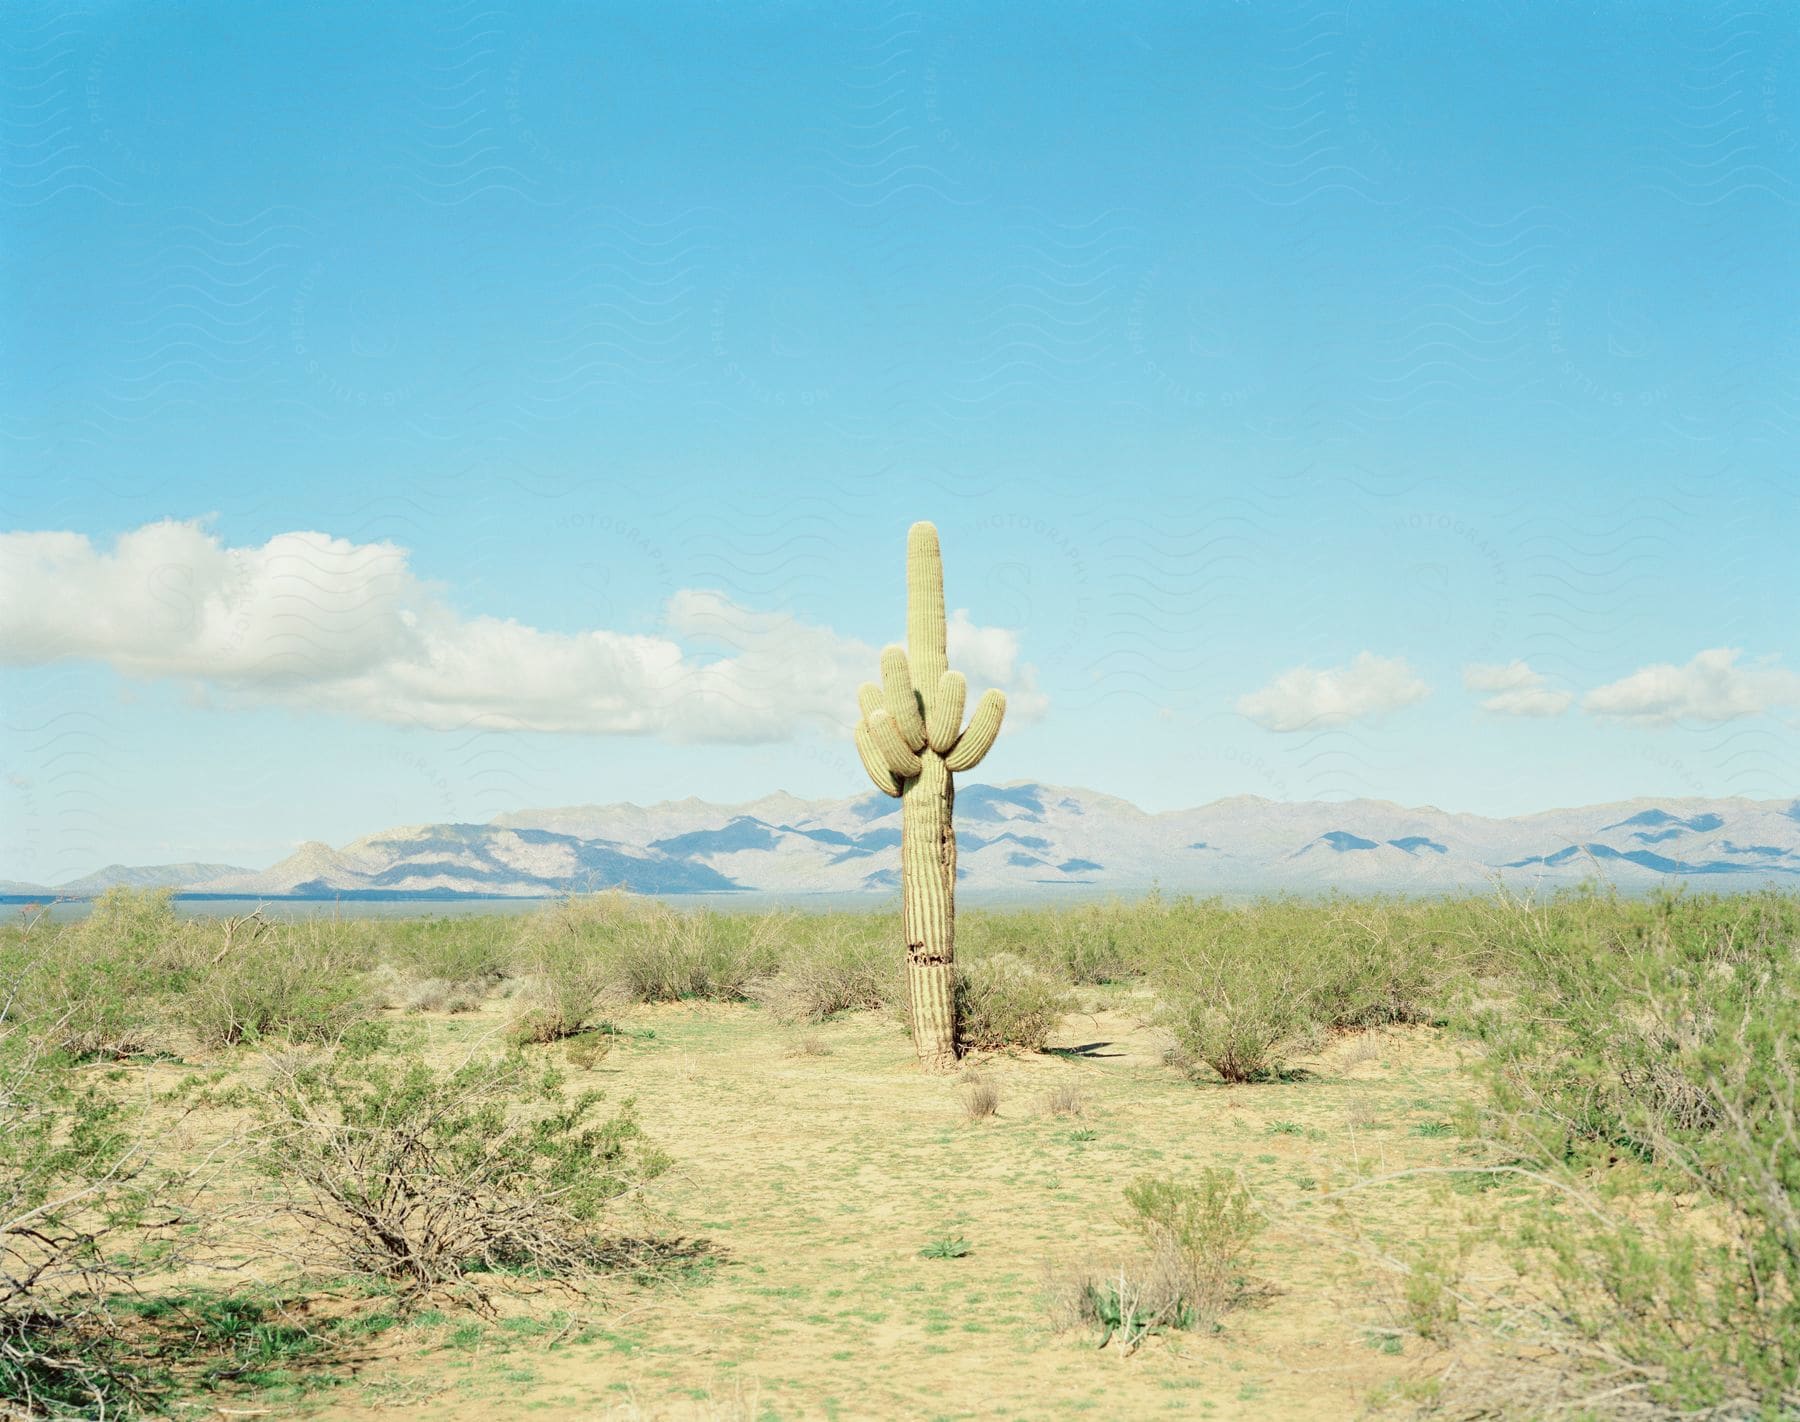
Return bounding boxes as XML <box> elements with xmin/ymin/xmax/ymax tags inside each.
<box><xmin>145</xmin><ymin>989</ymin><xmax>1493</xmax><ymax>1422</ymax></box>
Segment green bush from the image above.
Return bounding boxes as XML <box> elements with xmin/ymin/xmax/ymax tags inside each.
<box><xmin>1309</xmin><ymin>897</ymin><xmax>1467</xmax><ymax>1028</ymax></box>
<box><xmin>2</xmin><ymin>888</ymin><xmax>198</xmax><ymax>1059</ymax></box>
<box><xmin>964</xmin><ymin>892</ymin><xmax>1228</xmax><ymax>986</ymax></box>
<box><xmin>954</xmin><ymin>953</ymin><xmax>1074</xmax><ymax>1053</ymax></box>
<box><xmin>399</xmin><ymin>977</ymin><xmax>485</xmax><ymax>1014</ymax></box>
<box><xmin>1478</xmin><ymin>889</ymin><xmax>1798</xmax><ymax>1161</ymax></box>
<box><xmin>965</xmin><ymin>903</ymin><xmax>1130</xmax><ymax>985</ymax></box>
<box><xmin>508</xmin><ymin>896</ymin><xmax>634</xmax><ymax>1042</ymax></box>
<box><xmin>3</xmin><ymin>947</ymin><xmax>160</xmax><ymax>1062</ymax></box>
<box><xmin>1465</xmin><ymin>889</ymin><xmax>1800</xmax><ymax>1415</ymax></box>
<box><xmin>746</xmin><ymin>919</ymin><xmax>895</xmax><ymax>1022</ymax></box>
<box><xmin>1</xmin><ymin>1010</ymin><xmax>175</xmax><ymax>1416</ymax></box>
<box><xmin>1150</xmin><ymin>912</ymin><xmax>1317</xmax><ymax>1083</ymax></box>
<box><xmin>512</xmin><ymin>894</ymin><xmax>782</xmax><ymax>1024</ymax></box>
<box><xmin>1057</xmin><ymin>1169</ymin><xmax>1263</xmax><ymax>1352</ymax></box>
<box><xmin>252</xmin><ymin>1025</ymin><xmax>669</xmax><ymax>1288</ymax></box>
<box><xmin>1124</xmin><ymin>1170</ymin><xmax>1261</xmax><ymax>1313</ymax></box>
<box><xmin>386</xmin><ymin>915</ymin><xmax>514</xmax><ymax>985</ymax></box>
<box><xmin>71</xmin><ymin>886</ymin><xmax>188</xmax><ymax>960</ymax></box>
<box><xmin>0</xmin><ymin>898</ymin><xmax>388</xmax><ymax>1059</ymax></box>
<box><xmin>609</xmin><ymin>904</ymin><xmax>782</xmax><ymax>1002</ymax></box>
<box><xmin>181</xmin><ymin>919</ymin><xmax>373</xmax><ymax>1048</ymax></box>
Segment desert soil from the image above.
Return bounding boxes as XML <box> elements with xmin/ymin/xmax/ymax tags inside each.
<box><xmin>156</xmin><ymin>987</ymin><xmax>1492</xmax><ymax>1422</ymax></box>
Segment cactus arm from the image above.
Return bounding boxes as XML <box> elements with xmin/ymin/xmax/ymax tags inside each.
<box><xmin>854</xmin><ymin>720</ymin><xmax>902</xmax><ymax>796</ymax></box>
<box><xmin>857</xmin><ymin>682</ymin><xmax>884</xmax><ymax>724</ymax></box>
<box><xmin>926</xmin><ymin>670</ymin><xmax>966</xmax><ymax>754</ymax></box>
<box><xmin>867</xmin><ymin>709</ymin><xmax>923</xmax><ymax>779</ymax></box>
<box><xmin>945</xmin><ymin>689</ymin><xmax>1006</xmax><ymax>772</ymax></box>
<box><xmin>906</xmin><ymin>522</ymin><xmax>948</xmax><ymax>696</ymax></box>
<box><xmin>880</xmin><ymin>645</ymin><xmax>928</xmax><ymax>751</ymax></box>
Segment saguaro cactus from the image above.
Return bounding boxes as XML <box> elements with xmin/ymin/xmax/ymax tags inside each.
<box><xmin>853</xmin><ymin>522</ymin><xmax>1007</xmax><ymax>1069</ymax></box>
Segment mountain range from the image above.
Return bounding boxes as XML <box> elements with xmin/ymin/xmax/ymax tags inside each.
<box><xmin>9</xmin><ymin>784</ymin><xmax>1800</xmax><ymax>901</ymax></box>
<box><xmin>0</xmin><ymin>862</ymin><xmax>253</xmax><ymax>897</ymax></box>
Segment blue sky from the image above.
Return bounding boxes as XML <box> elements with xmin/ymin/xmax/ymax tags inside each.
<box><xmin>3</xmin><ymin>0</ymin><xmax>1797</xmax><ymax>879</ymax></box>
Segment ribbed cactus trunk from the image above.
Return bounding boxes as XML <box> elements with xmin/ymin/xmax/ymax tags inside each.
<box><xmin>902</xmin><ymin>751</ymin><xmax>957</xmax><ymax>1068</ymax></box>
<box><xmin>853</xmin><ymin>522</ymin><xmax>1007</xmax><ymax>1070</ymax></box>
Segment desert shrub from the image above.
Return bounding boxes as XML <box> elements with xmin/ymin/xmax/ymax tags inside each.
<box><xmin>974</xmin><ymin>893</ymin><xmax>1226</xmax><ymax>986</ymax></box>
<box><xmin>1152</xmin><ymin>919</ymin><xmax>1316</xmax><ymax>1082</ymax></box>
<box><xmin>401</xmin><ymin>978</ymin><xmax>483</xmax><ymax>1015</ymax></box>
<box><xmin>1038</xmin><ymin>901</ymin><xmax>1139</xmax><ymax>983</ymax></box>
<box><xmin>1455</xmin><ymin>888</ymin><xmax>1800</xmax><ymax>1416</ymax></box>
<box><xmin>612</xmin><ymin>906</ymin><xmax>783</xmax><ymax>1002</ymax></box>
<box><xmin>1478</xmin><ymin>888</ymin><xmax>1798</xmax><ymax>1163</ymax></box>
<box><xmin>3</xmin><ymin>945</ymin><xmax>162</xmax><ymax>1061</ymax></box>
<box><xmin>745</xmin><ymin>921</ymin><xmax>894</xmax><ymax>1022</ymax></box>
<box><xmin>0</xmin><ymin>1008</ymin><xmax>187</xmax><ymax>1416</ymax></box>
<box><xmin>513</xmin><ymin>894</ymin><xmax>783</xmax><ymax>1023</ymax></box>
<box><xmin>965</xmin><ymin>901</ymin><xmax>1142</xmax><ymax>985</ymax></box>
<box><xmin>251</xmin><ymin>1025</ymin><xmax>669</xmax><ymax>1288</ymax></box>
<box><xmin>508</xmin><ymin>896</ymin><xmax>633</xmax><ymax>1042</ymax></box>
<box><xmin>1124</xmin><ymin>1171</ymin><xmax>1261</xmax><ymax>1315</ymax></box>
<box><xmin>2</xmin><ymin>889</ymin><xmax>202</xmax><ymax>1059</ymax></box>
<box><xmin>507</xmin><ymin>1005</ymin><xmax>592</xmax><ymax>1047</ymax></box>
<box><xmin>1044</xmin><ymin>1082</ymin><xmax>1084</xmax><ymax>1117</ymax></box>
<box><xmin>960</xmin><ymin>1074</ymin><xmax>1000</xmax><ymax>1120</ymax></box>
<box><xmin>954</xmin><ymin>953</ymin><xmax>1075</xmax><ymax>1054</ymax></box>
<box><xmin>1054</xmin><ymin>1170</ymin><xmax>1262</xmax><ymax>1351</ymax></box>
<box><xmin>1398</xmin><ymin>1240</ymin><xmax>1466</xmax><ymax>1341</ymax></box>
<box><xmin>71</xmin><ymin>886</ymin><xmax>188</xmax><ymax>960</ymax></box>
<box><xmin>1143</xmin><ymin>893</ymin><xmax>1483</xmax><ymax>1051</ymax></box>
<box><xmin>561</xmin><ymin>1028</ymin><xmax>615</xmax><ymax>1072</ymax></box>
<box><xmin>1309</xmin><ymin>897</ymin><xmax>1468</xmax><ymax>1028</ymax></box>
<box><xmin>180</xmin><ymin>919</ymin><xmax>372</xmax><ymax>1048</ymax></box>
<box><xmin>385</xmin><ymin>915</ymin><xmax>513</xmax><ymax>985</ymax></box>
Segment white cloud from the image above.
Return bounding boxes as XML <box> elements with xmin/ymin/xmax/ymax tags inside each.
<box><xmin>1235</xmin><ymin>653</ymin><xmax>1430</xmax><ymax>732</ymax></box>
<box><xmin>1462</xmin><ymin>660</ymin><xmax>1573</xmax><ymax>717</ymax></box>
<box><xmin>947</xmin><ymin>608</ymin><xmax>1050</xmax><ymax>721</ymax></box>
<box><xmin>0</xmin><ymin>520</ymin><xmax>1045</xmax><ymax>740</ymax></box>
<box><xmin>1582</xmin><ymin>648</ymin><xmax>1800</xmax><ymax>725</ymax></box>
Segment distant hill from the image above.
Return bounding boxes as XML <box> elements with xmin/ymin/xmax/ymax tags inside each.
<box><xmin>153</xmin><ymin>784</ymin><xmax>1800</xmax><ymax>899</ymax></box>
<box><xmin>2</xmin><ymin>862</ymin><xmax>255</xmax><ymax>898</ymax></box>
<box><xmin>192</xmin><ymin>826</ymin><xmax>736</xmax><ymax>898</ymax></box>
<box><xmin>19</xmin><ymin>787</ymin><xmax>1798</xmax><ymax>902</ymax></box>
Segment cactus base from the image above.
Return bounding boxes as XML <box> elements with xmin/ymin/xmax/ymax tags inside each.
<box><xmin>906</xmin><ymin>958</ymin><xmax>957</xmax><ymax>1070</ymax></box>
